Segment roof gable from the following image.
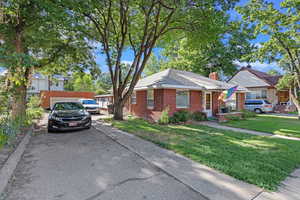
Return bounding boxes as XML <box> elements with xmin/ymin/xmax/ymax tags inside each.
<box><xmin>135</xmin><ymin>69</ymin><xmax>246</xmax><ymax>91</ymax></box>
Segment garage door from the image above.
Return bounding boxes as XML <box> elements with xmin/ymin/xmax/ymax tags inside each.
<box><xmin>50</xmin><ymin>97</ymin><xmax>81</xmax><ymax>109</ymax></box>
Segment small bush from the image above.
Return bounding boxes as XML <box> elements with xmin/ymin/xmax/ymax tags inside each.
<box><xmin>158</xmin><ymin>107</ymin><xmax>169</xmax><ymax>124</ymax></box>
<box><xmin>226</xmin><ymin>115</ymin><xmax>241</xmax><ymax>121</ymax></box>
<box><xmin>241</xmin><ymin>109</ymin><xmax>257</xmax><ymax>118</ymax></box>
<box><xmin>170</xmin><ymin>110</ymin><xmax>190</xmax><ymax>123</ymax></box>
<box><xmin>26</xmin><ymin>96</ymin><xmax>43</xmax><ymax>121</ymax></box>
<box><xmin>191</xmin><ymin>111</ymin><xmax>207</xmax><ymax>121</ymax></box>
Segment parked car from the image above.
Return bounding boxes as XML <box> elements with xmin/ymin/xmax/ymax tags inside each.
<box><xmin>78</xmin><ymin>99</ymin><xmax>101</xmax><ymax>114</ymax></box>
<box><xmin>244</xmin><ymin>99</ymin><xmax>273</xmax><ymax>113</ymax></box>
<box><xmin>48</xmin><ymin>102</ymin><xmax>91</xmax><ymax>132</ymax></box>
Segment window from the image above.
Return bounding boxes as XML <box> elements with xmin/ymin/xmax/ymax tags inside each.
<box><xmin>246</xmin><ymin>90</ymin><xmax>267</xmax><ymax>99</ymax></box>
<box><xmin>176</xmin><ymin>90</ymin><xmax>189</xmax><ymax>108</ymax></box>
<box><xmin>205</xmin><ymin>93</ymin><xmax>211</xmax><ymax>110</ymax></box>
<box><xmin>147</xmin><ymin>90</ymin><xmax>154</xmax><ymax>108</ymax></box>
<box><xmin>131</xmin><ymin>91</ymin><xmax>137</xmax><ymax>104</ymax></box>
<box><xmin>261</xmin><ymin>90</ymin><xmax>267</xmax><ymax>99</ymax></box>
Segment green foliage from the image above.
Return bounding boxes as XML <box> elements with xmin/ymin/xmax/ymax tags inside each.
<box><xmin>226</xmin><ymin>115</ymin><xmax>241</xmax><ymax>121</ymax></box>
<box><xmin>73</xmin><ymin>74</ymin><xmax>95</xmax><ymax>92</ymax></box>
<box><xmin>191</xmin><ymin>111</ymin><xmax>207</xmax><ymax>121</ymax></box>
<box><xmin>241</xmin><ymin>109</ymin><xmax>257</xmax><ymax>118</ymax></box>
<box><xmin>158</xmin><ymin>107</ymin><xmax>170</xmax><ymax>125</ymax></box>
<box><xmin>26</xmin><ymin>96</ymin><xmax>44</xmax><ymax>121</ymax></box>
<box><xmin>170</xmin><ymin>110</ymin><xmax>190</xmax><ymax>123</ymax></box>
<box><xmin>111</xmin><ymin>118</ymin><xmax>300</xmax><ymax>190</ymax></box>
<box><xmin>267</xmin><ymin>69</ymin><xmax>281</xmax><ymax>76</ymax></box>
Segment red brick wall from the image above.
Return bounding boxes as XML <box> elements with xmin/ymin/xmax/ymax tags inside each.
<box><xmin>127</xmin><ymin>89</ymin><xmax>205</xmax><ymax>121</ymax></box>
<box><xmin>190</xmin><ymin>91</ymin><xmax>203</xmax><ymax>112</ymax></box>
<box><xmin>162</xmin><ymin>89</ymin><xmax>177</xmax><ymax>115</ymax></box>
<box><xmin>40</xmin><ymin>91</ymin><xmax>95</xmax><ymax>109</ymax></box>
<box><xmin>212</xmin><ymin>92</ymin><xmax>221</xmax><ymax>116</ymax></box>
<box><xmin>154</xmin><ymin>89</ymin><xmax>164</xmax><ymax>111</ymax></box>
<box><xmin>236</xmin><ymin>93</ymin><xmax>245</xmax><ymax>111</ymax></box>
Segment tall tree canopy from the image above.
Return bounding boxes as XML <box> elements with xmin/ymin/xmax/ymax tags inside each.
<box><xmin>146</xmin><ymin>21</ymin><xmax>255</xmax><ymax>77</ymax></box>
<box><xmin>0</xmin><ymin>0</ymin><xmax>96</xmax><ymax>119</ymax></box>
<box><xmin>68</xmin><ymin>0</ymin><xmax>239</xmax><ymax>119</ymax></box>
<box><xmin>238</xmin><ymin>0</ymin><xmax>300</xmax><ymax>118</ymax></box>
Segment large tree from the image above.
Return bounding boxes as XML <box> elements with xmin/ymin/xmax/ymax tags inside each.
<box><xmin>69</xmin><ymin>0</ymin><xmax>238</xmax><ymax>120</ymax></box>
<box><xmin>238</xmin><ymin>0</ymin><xmax>300</xmax><ymax>119</ymax></box>
<box><xmin>0</xmin><ymin>0</ymin><xmax>95</xmax><ymax>119</ymax></box>
<box><xmin>146</xmin><ymin>22</ymin><xmax>255</xmax><ymax>77</ymax></box>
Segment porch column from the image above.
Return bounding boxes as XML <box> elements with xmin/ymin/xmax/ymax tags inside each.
<box><xmin>212</xmin><ymin>92</ymin><xmax>223</xmax><ymax>116</ymax></box>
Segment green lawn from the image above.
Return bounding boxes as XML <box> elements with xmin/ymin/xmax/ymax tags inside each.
<box><xmin>104</xmin><ymin>118</ymin><xmax>300</xmax><ymax>191</ymax></box>
<box><xmin>224</xmin><ymin>114</ymin><xmax>300</xmax><ymax>138</ymax></box>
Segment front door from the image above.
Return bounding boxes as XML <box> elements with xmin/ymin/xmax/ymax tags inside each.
<box><xmin>203</xmin><ymin>92</ymin><xmax>212</xmax><ymax>117</ymax></box>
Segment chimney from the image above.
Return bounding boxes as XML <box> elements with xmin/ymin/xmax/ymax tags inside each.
<box><xmin>209</xmin><ymin>72</ymin><xmax>219</xmax><ymax>80</ymax></box>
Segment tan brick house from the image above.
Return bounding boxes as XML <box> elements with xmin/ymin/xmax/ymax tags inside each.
<box><xmin>228</xmin><ymin>66</ymin><xmax>296</xmax><ymax>112</ymax></box>
<box><xmin>122</xmin><ymin>69</ymin><xmax>247</xmax><ymax>121</ymax></box>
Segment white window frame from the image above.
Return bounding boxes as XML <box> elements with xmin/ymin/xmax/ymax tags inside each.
<box><xmin>147</xmin><ymin>89</ymin><xmax>154</xmax><ymax>109</ymax></box>
<box><xmin>131</xmin><ymin>91</ymin><xmax>137</xmax><ymax>104</ymax></box>
<box><xmin>176</xmin><ymin>90</ymin><xmax>190</xmax><ymax>108</ymax></box>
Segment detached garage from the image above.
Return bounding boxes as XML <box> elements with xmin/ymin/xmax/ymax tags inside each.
<box><xmin>40</xmin><ymin>91</ymin><xmax>95</xmax><ymax>109</ymax></box>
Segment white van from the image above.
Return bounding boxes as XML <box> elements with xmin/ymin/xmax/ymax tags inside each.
<box><xmin>78</xmin><ymin>99</ymin><xmax>101</xmax><ymax>114</ymax></box>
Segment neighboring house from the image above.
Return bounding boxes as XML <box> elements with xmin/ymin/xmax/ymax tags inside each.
<box><xmin>95</xmin><ymin>94</ymin><xmax>113</xmax><ymax>110</ymax></box>
<box><xmin>101</xmin><ymin>69</ymin><xmax>246</xmax><ymax>121</ymax></box>
<box><xmin>0</xmin><ymin>70</ymin><xmax>65</xmax><ymax>96</ymax></box>
<box><xmin>27</xmin><ymin>73</ymin><xmax>65</xmax><ymax>96</ymax></box>
<box><xmin>228</xmin><ymin>66</ymin><xmax>290</xmax><ymax>105</ymax></box>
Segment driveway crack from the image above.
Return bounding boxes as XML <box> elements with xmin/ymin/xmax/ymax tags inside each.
<box><xmin>84</xmin><ymin>173</ymin><xmax>161</xmax><ymax>200</ymax></box>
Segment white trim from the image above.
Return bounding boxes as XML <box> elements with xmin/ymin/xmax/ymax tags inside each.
<box><xmin>203</xmin><ymin>91</ymin><xmax>213</xmax><ymax>117</ymax></box>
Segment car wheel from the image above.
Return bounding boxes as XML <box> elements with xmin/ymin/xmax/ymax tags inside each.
<box><xmin>47</xmin><ymin>126</ymin><xmax>54</xmax><ymax>133</ymax></box>
<box><xmin>254</xmin><ymin>108</ymin><xmax>262</xmax><ymax>114</ymax></box>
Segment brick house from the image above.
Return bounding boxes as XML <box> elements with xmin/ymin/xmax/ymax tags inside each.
<box><xmin>228</xmin><ymin>66</ymin><xmax>296</xmax><ymax>112</ymax></box>
<box><xmin>122</xmin><ymin>69</ymin><xmax>247</xmax><ymax>121</ymax></box>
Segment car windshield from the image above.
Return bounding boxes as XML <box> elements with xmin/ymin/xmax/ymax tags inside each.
<box><xmin>82</xmin><ymin>100</ymin><xmax>97</xmax><ymax>105</ymax></box>
<box><xmin>54</xmin><ymin>102</ymin><xmax>84</xmax><ymax>110</ymax></box>
<box><xmin>264</xmin><ymin>100</ymin><xmax>272</xmax><ymax>104</ymax></box>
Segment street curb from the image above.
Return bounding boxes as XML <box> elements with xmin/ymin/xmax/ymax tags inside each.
<box><xmin>0</xmin><ymin>132</ymin><xmax>32</xmax><ymax>196</ymax></box>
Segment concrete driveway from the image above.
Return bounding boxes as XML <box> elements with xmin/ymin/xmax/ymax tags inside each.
<box><xmin>3</xmin><ymin>126</ymin><xmax>204</xmax><ymax>200</ymax></box>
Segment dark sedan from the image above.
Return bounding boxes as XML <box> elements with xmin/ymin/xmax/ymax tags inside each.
<box><xmin>48</xmin><ymin>102</ymin><xmax>92</xmax><ymax>132</ymax></box>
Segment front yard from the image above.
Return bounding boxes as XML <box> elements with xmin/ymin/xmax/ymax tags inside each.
<box><xmin>104</xmin><ymin>118</ymin><xmax>300</xmax><ymax>191</ymax></box>
<box><xmin>224</xmin><ymin>114</ymin><xmax>300</xmax><ymax>138</ymax></box>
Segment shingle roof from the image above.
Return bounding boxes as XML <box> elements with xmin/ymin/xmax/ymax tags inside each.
<box><xmin>135</xmin><ymin>69</ymin><xmax>246</xmax><ymax>91</ymax></box>
<box><xmin>240</xmin><ymin>67</ymin><xmax>282</xmax><ymax>86</ymax></box>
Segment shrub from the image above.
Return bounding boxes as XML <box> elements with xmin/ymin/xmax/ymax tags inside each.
<box><xmin>226</xmin><ymin>115</ymin><xmax>241</xmax><ymax>121</ymax></box>
<box><xmin>158</xmin><ymin>107</ymin><xmax>169</xmax><ymax>124</ymax></box>
<box><xmin>241</xmin><ymin>109</ymin><xmax>257</xmax><ymax>118</ymax></box>
<box><xmin>170</xmin><ymin>110</ymin><xmax>190</xmax><ymax>123</ymax></box>
<box><xmin>26</xmin><ymin>96</ymin><xmax>44</xmax><ymax>121</ymax></box>
<box><xmin>191</xmin><ymin>111</ymin><xmax>207</xmax><ymax>121</ymax></box>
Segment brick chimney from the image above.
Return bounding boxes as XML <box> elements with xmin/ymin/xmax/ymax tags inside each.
<box><xmin>209</xmin><ymin>72</ymin><xmax>219</xmax><ymax>80</ymax></box>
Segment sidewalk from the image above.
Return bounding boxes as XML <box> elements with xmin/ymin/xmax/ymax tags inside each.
<box><xmin>198</xmin><ymin>121</ymin><xmax>300</xmax><ymax>141</ymax></box>
<box><xmin>93</xmin><ymin>121</ymin><xmax>263</xmax><ymax>200</ymax></box>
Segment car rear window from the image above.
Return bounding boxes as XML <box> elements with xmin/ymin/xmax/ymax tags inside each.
<box><xmin>264</xmin><ymin>100</ymin><xmax>272</xmax><ymax>104</ymax></box>
<box><xmin>245</xmin><ymin>100</ymin><xmax>263</xmax><ymax>105</ymax></box>
<box><xmin>54</xmin><ymin>102</ymin><xmax>84</xmax><ymax>110</ymax></box>
<box><xmin>82</xmin><ymin>100</ymin><xmax>97</xmax><ymax>105</ymax></box>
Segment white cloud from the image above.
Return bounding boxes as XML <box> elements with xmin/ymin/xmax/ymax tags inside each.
<box><xmin>234</xmin><ymin>61</ymin><xmax>284</xmax><ymax>74</ymax></box>
<box><xmin>121</xmin><ymin>60</ymin><xmax>133</xmax><ymax>66</ymax></box>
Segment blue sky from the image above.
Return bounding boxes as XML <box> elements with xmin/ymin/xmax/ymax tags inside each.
<box><xmin>95</xmin><ymin>0</ymin><xmax>284</xmax><ymax>74</ymax></box>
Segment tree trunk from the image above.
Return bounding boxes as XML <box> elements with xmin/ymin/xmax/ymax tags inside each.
<box><xmin>11</xmin><ymin>83</ymin><xmax>27</xmax><ymax>120</ymax></box>
<box><xmin>113</xmin><ymin>100</ymin><xmax>124</xmax><ymax>120</ymax></box>
<box><xmin>290</xmin><ymin>89</ymin><xmax>300</xmax><ymax>120</ymax></box>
